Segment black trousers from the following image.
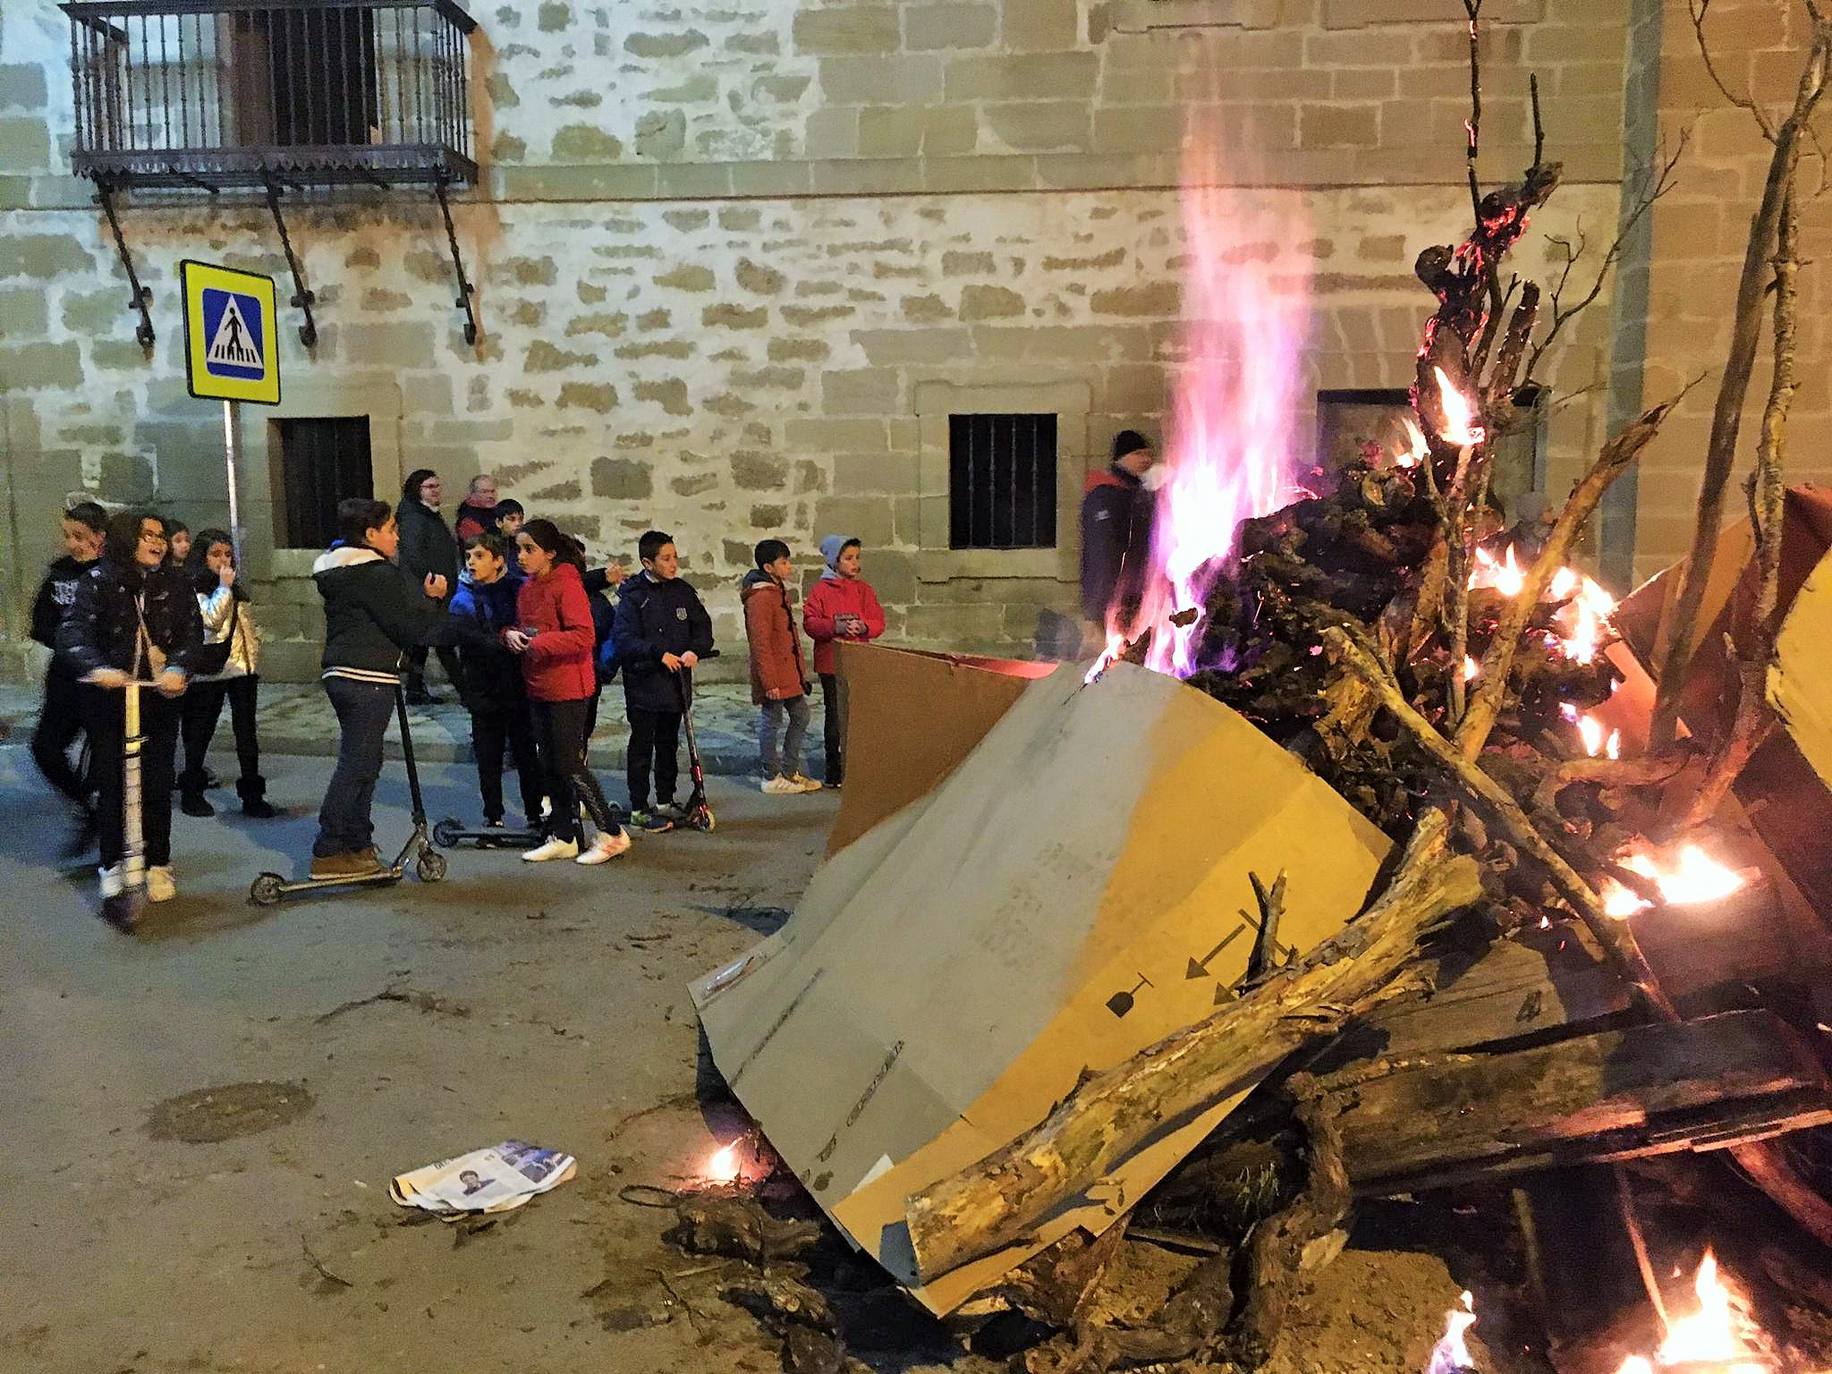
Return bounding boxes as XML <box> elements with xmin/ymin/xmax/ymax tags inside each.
<box><xmin>626</xmin><ymin>708</ymin><xmax>681</xmax><ymax>810</ymax></box>
<box><xmin>530</xmin><ymin>698</ymin><xmax>620</xmax><ymax>842</ymax></box>
<box><xmin>819</xmin><ymin>672</ymin><xmax>846</xmax><ymax>785</ymax></box>
<box><xmin>85</xmin><ymin>687</ymin><xmax>180</xmax><ymax>869</ymax></box>
<box><xmin>471</xmin><ymin>704</ymin><xmax>543</xmax><ymax>824</ymax></box>
<box><xmin>180</xmin><ymin>675</ymin><xmax>265</xmax><ymax>800</ymax></box>
<box><xmin>33</xmin><ymin>661</ymin><xmax>95</xmax><ymax>809</ymax></box>
<box><xmin>405</xmin><ymin>643</ymin><xmax>462</xmax><ymax>697</ymax></box>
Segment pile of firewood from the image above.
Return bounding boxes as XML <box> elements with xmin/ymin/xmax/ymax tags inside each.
<box><xmin>669</xmin><ymin>5</ymin><xmax>1832</xmax><ymax>1372</ymax></box>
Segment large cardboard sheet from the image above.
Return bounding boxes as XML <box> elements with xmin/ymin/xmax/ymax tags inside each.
<box><xmin>826</xmin><ymin>643</ymin><xmax>1052</xmax><ymax>857</ymax></box>
<box><xmin>692</xmin><ymin>661</ymin><xmax>1390</xmax><ymax>1313</ymax></box>
<box><xmin>1772</xmin><ymin>544</ymin><xmax>1832</xmax><ymax>793</ymax></box>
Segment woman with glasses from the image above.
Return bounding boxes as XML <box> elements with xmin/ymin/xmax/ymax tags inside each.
<box><xmin>58</xmin><ymin>511</ymin><xmax>205</xmax><ymax>910</ymax></box>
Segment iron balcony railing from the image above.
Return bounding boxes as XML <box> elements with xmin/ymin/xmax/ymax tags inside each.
<box><xmin>61</xmin><ymin>0</ymin><xmax>478</xmax><ymax>191</ymax></box>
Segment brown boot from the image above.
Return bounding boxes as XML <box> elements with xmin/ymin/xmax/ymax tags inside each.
<box><xmin>310</xmin><ymin>851</ymin><xmax>384</xmax><ymax>880</ymax></box>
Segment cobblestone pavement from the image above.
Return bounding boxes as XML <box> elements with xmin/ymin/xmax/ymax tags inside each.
<box><xmin>0</xmin><ymin>674</ymin><xmax>821</xmax><ymax>778</ymax></box>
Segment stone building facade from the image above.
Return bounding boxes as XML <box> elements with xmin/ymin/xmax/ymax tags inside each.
<box><xmin>0</xmin><ymin>0</ymin><xmax>1790</xmax><ymax>683</ymax></box>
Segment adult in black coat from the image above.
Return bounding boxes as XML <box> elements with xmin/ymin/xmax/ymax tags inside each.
<box><xmin>1079</xmin><ymin>428</ymin><xmax>1158</xmax><ymax>639</ymax></box>
<box><xmin>396</xmin><ymin>468</ymin><xmax>464</xmax><ymax>704</ymax></box>
<box><xmin>57</xmin><ymin>510</ymin><xmax>205</xmax><ymax>905</ymax></box>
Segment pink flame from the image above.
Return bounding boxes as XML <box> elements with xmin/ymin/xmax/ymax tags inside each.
<box><xmin>1117</xmin><ymin>132</ymin><xmax>1311</xmax><ymax>678</ymax></box>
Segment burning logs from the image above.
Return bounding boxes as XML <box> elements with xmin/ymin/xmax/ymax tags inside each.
<box><xmin>903</xmin><ymin>810</ymin><xmax>1482</xmax><ymax>1285</ymax></box>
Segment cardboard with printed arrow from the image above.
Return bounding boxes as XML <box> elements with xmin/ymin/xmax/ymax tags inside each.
<box><xmin>689</xmin><ymin>648</ymin><xmax>1389</xmax><ymax>1313</ymax></box>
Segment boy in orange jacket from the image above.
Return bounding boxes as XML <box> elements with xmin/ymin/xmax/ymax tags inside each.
<box><xmin>801</xmin><ymin>535</ymin><xmax>884</xmax><ymax>787</ymax></box>
<box><xmin>741</xmin><ymin>539</ymin><xmax>820</xmax><ymax>795</ymax></box>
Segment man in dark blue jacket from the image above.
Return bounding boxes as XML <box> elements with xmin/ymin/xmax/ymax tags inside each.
<box><xmin>610</xmin><ymin>530</ymin><xmax>714</xmax><ymax>832</ymax></box>
<box><xmin>1079</xmin><ymin>429</ymin><xmax>1157</xmax><ymax>643</ymax></box>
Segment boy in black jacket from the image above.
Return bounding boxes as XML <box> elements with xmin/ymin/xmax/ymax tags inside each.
<box><xmin>449</xmin><ymin>533</ymin><xmax>543</xmax><ymax>830</ymax></box>
<box><xmin>30</xmin><ymin>500</ymin><xmax>107</xmax><ymax>853</ymax></box>
<box><xmin>310</xmin><ymin>497</ymin><xmax>471</xmax><ymax>878</ymax></box>
<box><xmin>610</xmin><ymin>530</ymin><xmax>713</xmax><ymax>833</ymax></box>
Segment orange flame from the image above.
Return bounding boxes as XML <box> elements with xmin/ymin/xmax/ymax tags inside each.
<box><xmin>1556</xmin><ymin>574</ymin><xmax>1618</xmax><ymax>665</ymax></box>
<box><xmin>1395</xmin><ymin>414</ymin><xmax>1428</xmax><ymax>469</ymax></box>
<box><xmin>1469</xmin><ymin>544</ymin><xmax>1525</xmax><ymax>598</ymax></box>
<box><xmin>1600</xmin><ymin>843</ymin><xmax>1748</xmax><ymax>918</ymax></box>
<box><xmin>1434</xmin><ymin>367</ymin><xmax>1486</xmax><ymax>448</ymax></box>
<box><xmin>1084</xmin><ymin>628</ymin><xmax>1128</xmax><ymax>685</ymax></box>
<box><xmin>706</xmin><ymin>1144</ymin><xmax>740</xmax><ymax>1184</ymax></box>
<box><xmin>1462</xmin><ymin>655</ymin><xmax>1480</xmax><ymax>682</ymax></box>
<box><xmin>1612</xmin><ymin>1252</ymin><xmax>1770</xmax><ymax>1374</ymax></box>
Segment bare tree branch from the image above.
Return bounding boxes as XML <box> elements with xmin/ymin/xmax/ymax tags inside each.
<box><xmin>1651</xmin><ymin>24</ymin><xmax>1831</xmax><ymax>745</ymax></box>
<box><xmin>1674</xmin><ymin>183</ymin><xmax>1799</xmax><ymax>830</ymax></box>
<box><xmin>1524</xmin><ymin>132</ymin><xmax>1687</xmax><ymax>384</ymax></box>
<box><xmin>1464</xmin><ymin>0</ymin><xmax>1485</xmax><ymax>221</ymax></box>
<box><xmin>1690</xmin><ymin>0</ymin><xmax>1777</xmax><ymax>141</ymax></box>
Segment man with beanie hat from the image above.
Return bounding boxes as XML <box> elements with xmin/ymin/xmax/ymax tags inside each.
<box><xmin>1079</xmin><ymin>429</ymin><xmax>1157</xmax><ymax>642</ymax></box>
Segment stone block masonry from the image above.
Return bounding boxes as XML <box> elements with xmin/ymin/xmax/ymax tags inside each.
<box><xmin>0</xmin><ymin>0</ymin><xmax>1643</xmax><ymax>682</ymax></box>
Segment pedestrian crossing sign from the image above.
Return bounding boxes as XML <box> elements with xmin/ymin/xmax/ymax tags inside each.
<box><xmin>181</xmin><ymin>260</ymin><xmax>280</xmax><ymax>404</ymax></box>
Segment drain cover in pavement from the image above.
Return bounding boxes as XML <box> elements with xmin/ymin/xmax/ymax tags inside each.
<box><xmin>146</xmin><ymin>1080</ymin><xmax>315</xmax><ymax>1143</ymax></box>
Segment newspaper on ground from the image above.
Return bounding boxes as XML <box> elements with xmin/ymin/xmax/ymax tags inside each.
<box><xmin>390</xmin><ymin>1140</ymin><xmax>576</xmax><ymax>1218</ymax></box>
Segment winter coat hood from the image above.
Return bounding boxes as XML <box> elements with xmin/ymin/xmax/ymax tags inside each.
<box><xmin>817</xmin><ymin>534</ymin><xmax>860</xmax><ymax>581</ymax></box>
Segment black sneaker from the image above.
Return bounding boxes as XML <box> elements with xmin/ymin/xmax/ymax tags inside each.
<box><xmin>241</xmin><ymin>798</ymin><xmax>278</xmax><ymax>819</ymax></box>
<box><xmin>630</xmin><ymin>809</ymin><xmax>675</xmax><ymax>834</ymax></box>
<box><xmin>180</xmin><ymin>792</ymin><xmax>215</xmax><ymax>818</ymax></box>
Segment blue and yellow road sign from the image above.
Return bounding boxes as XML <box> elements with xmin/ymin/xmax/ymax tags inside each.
<box><xmin>181</xmin><ymin>261</ymin><xmax>280</xmax><ymax>404</ymax></box>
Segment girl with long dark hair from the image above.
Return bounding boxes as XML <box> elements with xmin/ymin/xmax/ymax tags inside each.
<box><xmin>179</xmin><ymin>530</ymin><xmax>275</xmax><ymax>819</ymax></box>
<box><xmin>504</xmin><ymin>519</ymin><xmax>629</xmax><ymax>865</ymax></box>
<box><xmin>57</xmin><ymin>511</ymin><xmax>204</xmax><ymax>907</ymax></box>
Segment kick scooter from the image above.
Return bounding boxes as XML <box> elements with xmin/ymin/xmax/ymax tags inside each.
<box><xmin>249</xmin><ymin>686</ymin><xmax>446</xmax><ymax>904</ymax></box>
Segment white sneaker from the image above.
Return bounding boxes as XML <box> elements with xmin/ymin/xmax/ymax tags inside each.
<box><xmin>522</xmin><ymin>837</ymin><xmax>580</xmax><ymax>862</ymax></box>
<box><xmin>575</xmin><ymin>830</ymin><xmax>632</xmax><ymax>865</ymax></box>
<box><xmin>146</xmin><ymin>866</ymin><xmax>176</xmax><ymax>903</ymax></box>
<box><xmin>761</xmin><ymin>775</ymin><xmax>801</xmax><ymax>795</ymax></box>
<box><xmin>99</xmin><ymin>864</ymin><xmax>125</xmax><ymax>898</ymax></box>
<box><xmin>789</xmin><ymin>773</ymin><xmax>823</xmax><ymax>794</ymax></box>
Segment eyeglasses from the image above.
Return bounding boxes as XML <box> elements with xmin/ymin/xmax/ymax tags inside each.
<box><xmin>139</xmin><ymin>531</ymin><xmax>167</xmax><ymax>544</ymax></box>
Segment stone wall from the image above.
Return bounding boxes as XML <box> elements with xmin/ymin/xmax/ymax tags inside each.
<box><xmin>1631</xmin><ymin>0</ymin><xmax>1832</xmax><ymax>584</ymax></box>
<box><xmin>1</xmin><ymin>0</ymin><xmax>1630</xmax><ymax>681</ymax></box>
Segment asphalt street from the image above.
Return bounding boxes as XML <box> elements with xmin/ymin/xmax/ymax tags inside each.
<box><xmin>0</xmin><ymin>742</ymin><xmax>872</xmax><ymax>1374</ymax></box>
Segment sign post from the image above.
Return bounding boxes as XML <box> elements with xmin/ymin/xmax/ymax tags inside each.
<box><xmin>181</xmin><ymin>261</ymin><xmax>281</xmax><ymax>563</ymax></box>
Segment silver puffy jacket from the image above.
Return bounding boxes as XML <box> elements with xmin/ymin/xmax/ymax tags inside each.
<box><xmin>197</xmin><ymin>585</ymin><xmax>261</xmax><ymax>678</ymax></box>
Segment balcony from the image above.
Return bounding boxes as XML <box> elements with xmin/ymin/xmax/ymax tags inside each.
<box><xmin>61</xmin><ymin>0</ymin><xmax>478</xmax><ymax>193</ymax></box>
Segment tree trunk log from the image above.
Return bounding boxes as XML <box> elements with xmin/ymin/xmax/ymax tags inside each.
<box><xmin>1325</xmin><ymin>1010</ymin><xmax>1832</xmax><ymax>1197</ymax></box>
<box><xmin>903</xmin><ymin>810</ymin><xmax>1482</xmax><ymax>1284</ymax></box>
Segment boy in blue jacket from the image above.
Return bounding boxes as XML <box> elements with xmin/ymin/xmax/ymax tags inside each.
<box><xmin>449</xmin><ymin>533</ymin><xmax>543</xmax><ymax>830</ymax></box>
<box><xmin>611</xmin><ymin>529</ymin><xmax>714</xmax><ymax>833</ymax></box>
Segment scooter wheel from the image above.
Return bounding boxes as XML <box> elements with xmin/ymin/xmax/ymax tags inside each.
<box><xmin>415</xmin><ymin>849</ymin><xmax>448</xmax><ymax>884</ymax></box>
<box><xmin>250</xmin><ymin>872</ymin><xmax>285</xmax><ymax>906</ymax></box>
<box><xmin>432</xmin><ymin>817</ymin><xmax>461</xmax><ymax>848</ymax></box>
<box><xmin>692</xmin><ymin>810</ymin><xmax>715</xmax><ymax>833</ymax></box>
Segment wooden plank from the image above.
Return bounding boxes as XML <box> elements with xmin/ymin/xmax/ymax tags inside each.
<box><xmin>1328</xmin><ymin>1010</ymin><xmax>1832</xmax><ymax>1198</ymax></box>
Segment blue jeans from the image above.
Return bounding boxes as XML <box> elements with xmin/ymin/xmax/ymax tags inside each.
<box><xmin>758</xmin><ymin>695</ymin><xmax>810</xmax><ymax>779</ymax></box>
<box><xmin>314</xmin><ymin>677</ymin><xmax>396</xmax><ymax>857</ymax></box>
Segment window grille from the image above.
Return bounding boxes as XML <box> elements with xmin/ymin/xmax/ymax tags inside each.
<box><xmin>948</xmin><ymin>413</ymin><xmax>1058</xmax><ymax>551</ymax></box>
<box><xmin>273</xmin><ymin>415</ymin><xmax>373</xmax><ymax>549</ymax></box>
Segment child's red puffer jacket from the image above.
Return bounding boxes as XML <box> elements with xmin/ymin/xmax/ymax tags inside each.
<box><xmin>515</xmin><ymin>562</ymin><xmax>598</xmax><ymax>702</ymax></box>
<box><xmin>802</xmin><ymin>573</ymin><xmax>885</xmax><ymax>676</ymax></box>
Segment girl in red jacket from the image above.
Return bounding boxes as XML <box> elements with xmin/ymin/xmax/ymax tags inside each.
<box><xmin>503</xmin><ymin>520</ymin><xmax>629</xmax><ymax>865</ymax></box>
<box><xmin>801</xmin><ymin>535</ymin><xmax>885</xmax><ymax>788</ymax></box>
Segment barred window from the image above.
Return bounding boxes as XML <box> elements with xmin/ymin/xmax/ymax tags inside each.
<box><xmin>948</xmin><ymin>413</ymin><xmax>1058</xmax><ymax>550</ymax></box>
<box><xmin>273</xmin><ymin>416</ymin><xmax>373</xmax><ymax>549</ymax></box>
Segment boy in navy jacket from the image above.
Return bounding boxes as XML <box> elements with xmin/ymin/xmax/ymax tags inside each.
<box><xmin>449</xmin><ymin>533</ymin><xmax>543</xmax><ymax>829</ymax></box>
<box><xmin>610</xmin><ymin>529</ymin><xmax>713</xmax><ymax>832</ymax></box>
